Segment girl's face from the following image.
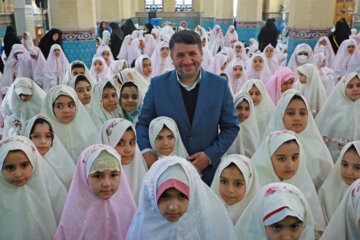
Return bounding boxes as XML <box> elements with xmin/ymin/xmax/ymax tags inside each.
<box><xmin>160</xmin><ymin>47</ymin><xmax>170</xmax><ymax>59</ymax></box>
<box><xmin>94</xmin><ymin>60</ymin><xmax>104</xmax><ymax>73</ymax></box>
<box><xmin>155</xmin><ymin>128</ymin><xmax>176</xmax><ymax>156</ymax></box>
<box><xmin>347</xmin><ymin>45</ymin><xmax>356</xmax><ymax>55</ymax></box>
<box><xmin>88</xmin><ymin>169</ymin><xmax>120</xmax><ymax>200</ymax></box>
<box><xmin>202</xmin><ymin>39</ymin><xmax>206</xmax><ymax>47</ymax></box>
<box><xmin>221</xmin><ymin>62</ymin><xmax>227</xmax><ymax>71</ymax></box>
<box><xmin>321</xmin><ymin>59</ymin><xmax>326</xmax><ymax>68</ymax></box>
<box><xmin>219</xmin><ymin>165</ymin><xmax>246</xmax><ymax>205</ymax></box>
<box><xmin>71</xmin><ymin>67</ymin><xmax>85</xmax><ymax>77</ymax></box>
<box><xmin>54</xmin><ymin>49</ymin><xmax>61</xmax><ymax>57</ymax></box>
<box><xmin>233</xmin><ymin>65</ymin><xmax>243</xmax><ymax>79</ymax></box>
<box><xmin>96</xmin><ymin>39</ymin><xmax>100</xmax><ymax>45</ymax></box>
<box><xmin>281</xmin><ymin>78</ymin><xmax>294</xmax><ymax>93</ymax></box>
<box><xmin>30</xmin><ymin>123</ymin><xmax>53</xmax><ymax>156</ymax></box>
<box><xmin>102</xmin><ymin>87</ymin><xmax>118</xmax><ymax>112</ymax></box>
<box><xmin>18</xmin><ymin>94</ymin><xmax>32</xmax><ymax>102</ymax></box>
<box><xmin>265</xmin><ymin>47</ymin><xmax>274</xmax><ymax>58</ymax></box>
<box><xmin>252</xmin><ymin>56</ymin><xmax>264</xmax><ymax>71</ymax></box>
<box><xmin>271</xmin><ymin>141</ymin><xmax>300</xmax><ymax>180</ymax></box>
<box><xmin>236</xmin><ymin>100</ymin><xmax>250</xmax><ymax>123</ymax></box>
<box><xmin>249</xmin><ymin>85</ymin><xmax>262</xmax><ymax>106</ymax></box>
<box><xmin>139</xmin><ymin>40</ymin><xmax>145</xmax><ymax>50</ymax></box>
<box><xmin>157</xmin><ymin>187</ymin><xmax>189</xmax><ymax>222</ymax></box>
<box><xmin>345</xmin><ymin>77</ymin><xmax>360</xmax><ymax>101</ymax></box>
<box><xmin>235</xmin><ymin>45</ymin><xmax>242</xmax><ymax>53</ymax></box>
<box><xmin>101</xmin><ymin>51</ymin><xmax>110</xmax><ymax>63</ymax></box>
<box><xmin>265</xmin><ymin>216</ymin><xmax>303</xmax><ymax>240</ymax></box>
<box><xmin>23</xmin><ymin>33</ymin><xmax>27</xmax><ymax>39</ymax></box>
<box><xmin>75</xmin><ymin>81</ymin><xmax>92</xmax><ymax>105</ymax></box>
<box><xmin>120</xmin><ymin>86</ymin><xmax>139</xmax><ymax>112</ymax></box>
<box><xmin>52</xmin><ymin>33</ymin><xmax>59</xmax><ymax>41</ymax></box>
<box><xmin>298</xmin><ymin>72</ymin><xmax>307</xmax><ymax>84</ymax></box>
<box><xmin>2</xmin><ymin>151</ymin><xmax>33</xmax><ymax>186</ymax></box>
<box><xmin>115</xmin><ymin>129</ymin><xmax>136</xmax><ymax>165</ymax></box>
<box><xmin>142</xmin><ymin>59</ymin><xmax>152</xmax><ymax>77</ymax></box>
<box><xmin>298</xmin><ymin>51</ymin><xmax>308</xmax><ymax>57</ymax></box>
<box><xmin>283</xmin><ymin>98</ymin><xmax>308</xmax><ymax>133</ymax></box>
<box><xmin>341</xmin><ymin>149</ymin><xmax>360</xmax><ymax>185</ymax></box>
<box><xmin>53</xmin><ymin>96</ymin><xmax>76</xmax><ymax>124</ymax></box>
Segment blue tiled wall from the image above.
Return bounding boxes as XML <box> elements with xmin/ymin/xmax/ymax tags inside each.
<box><xmin>203</xmin><ymin>20</ymin><xmax>216</xmax><ymax>30</ymax></box>
<box><xmin>0</xmin><ymin>27</ymin><xmax>7</xmax><ymax>39</ymax></box>
<box><xmin>286</xmin><ymin>38</ymin><xmax>317</xmax><ymax>64</ymax></box>
<box><xmin>140</xmin><ymin>18</ymin><xmax>197</xmax><ymax>30</ymax></box>
<box><xmin>62</xmin><ymin>40</ymin><xmax>96</xmax><ymax>69</ymax></box>
<box><xmin>236</xmin><ymin>28</ymin><xmax>260</xmax><ymax>45</ymax></box>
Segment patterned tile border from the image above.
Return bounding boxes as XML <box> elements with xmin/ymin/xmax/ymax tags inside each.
<box><xmin>215</xmin><ymin>18</ymin><xmax>234</xmax><ymax>24</ymax></box>
<box><xmin>236</xmin><ymin>21</ymin><xmax>261</xmax><ymax>29</ymax></box>
<box><xmin>62</xmin><ymin>31</ymin><xmax>96</xmax><ymax>42</ymax></box>
<box><xmin>288</xmin><ymin>29</ymin><xmax>329</xmax><ymax>40</ymax></box>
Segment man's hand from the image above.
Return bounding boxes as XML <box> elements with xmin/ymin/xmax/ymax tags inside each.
<box><xmin>143</xmin><ymin>151</ymin><xmax>158</xmax><ymax>169</ymax></box>
<box><xmin>188</xmin><ymin>152</ymin><xmax>210</xmax><ymax>172</ymax></box>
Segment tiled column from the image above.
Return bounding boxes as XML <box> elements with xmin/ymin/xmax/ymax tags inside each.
<box><xmin>49</xmin><ymin>0</ymin><xmax>97</xmax><ymax>68</ymax></box>
<box><xmin>236</xmin><ymin>0</ymin><xmax>262</xmax><ymax>45</ymax></box>
<box><xmin>14</xmin><ymin>0</ymin><xmax>36</xmax><ymax>37</ymax></box>
<box><xmin>215</xmin><ymin>0</ymin><xmax>233</xmax><ymax>33</ymax></box>
<box><xmin>287</xmin><ymin>0</ymin><xmax>335</xmax><ymax>63</ymax></box>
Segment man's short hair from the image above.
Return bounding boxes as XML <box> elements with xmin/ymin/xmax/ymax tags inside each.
<box><xmin>169</xmin><ymin>30</ymin><xmax>202</xmax><ymax>53</ymax></box>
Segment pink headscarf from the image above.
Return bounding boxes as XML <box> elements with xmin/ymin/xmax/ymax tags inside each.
<box><xmin>245</xmin><ymin>52</ymin><xmax>272</xmax><ymax>84</ymax></box>
<box><xmin>265</xmin><ymin>67</ymin><xmax>295</xmax><ymax>105</ymax></box>
<box><xmin>233</xmin><ymin>41</ymin><xmax>247</xmax><ymax>61</ymax></box>
<box><xmin>144</xmin><ymin>34</ymin><xmax>156</xmax><ymax>57</ymax></box>
<box><xmin>21</xmin><ymin>32</ymin><xmax>34</xmax><ymax>50</ymax></box>
<box><xmin>28</xmin><ymin>46</ymin><xmax>46</xmax><ymax>84</ymax></box>
<box><xmin>117</xmin><ymin>35</ymin><xmax>132</xmax><ymax>60</ymax></box>
<box><xmin>54</xmin><ymin>144</ymin><xmax>137</xmax><ymax>240</ymax></box>
<box><xmin>128</xmin><ymin>38</ymin><xmax>145</xmax><ymax>66</ymax></box>
<box><xmin>332</xmin><ymin>39</ymin><xmax>360</xmax><ymax>79</ymax></box>
<box><xmin>209</xmin><ymin>53</ymin><xmax>228</xmax><ymax>75</ymax></box>
<box><xmin>44</xmin><ymin>44</ymin><xmax>69</xmax><ymax>75</ymax></box>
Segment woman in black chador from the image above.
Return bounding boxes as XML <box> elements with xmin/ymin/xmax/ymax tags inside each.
<box><xmin>38</xmin><ymin>28</ymin><xmax>63</xmax><ymax>59</ymax></box>
<box><xmin>328</xmin><ymin>18</ymin><xmax>350</xmax><ymax>54</ymax></box>
<box><xmin>258</xmin><ymin>18</ymin><xmax>279</xmax><ymax>52</ymax></box>
<box><xmin>109</xmin><ymin>22</ymin><xmax>124</xmax><ymax>59</ymax></box>
<box><xmin>121</xmin><ymin>19</ymin><xmax>136</xmax><ymax>37</ymax></box>
<box><xmin>3</xmin><ymin>26</ymin><xmax>21</xmax><ymax>58</ymax></box>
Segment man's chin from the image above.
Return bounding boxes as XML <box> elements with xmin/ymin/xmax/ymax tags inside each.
<box><xmin>177</xmin><ymin>68</ymin><xmax>200</xmax><ymax>79</ymax></box>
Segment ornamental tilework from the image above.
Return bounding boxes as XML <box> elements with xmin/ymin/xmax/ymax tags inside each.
<box><xmin>62</xmin><ymin>31</ymin><xmax>96</xmax><ymax>42</ymax></box>
<box><xmin>236</xmin><ymin>22</ymin><xmax>261</xmax><ymax>29</ymax></box>
<box><xmin>62</xmin><ymin>40</ymin><xmax>96</xmax><ymax>69</ymax></box>
<box><xmin>288</xmin><ymin>29</ymin><xmax>328</xmax><ymax>40</ymax></box>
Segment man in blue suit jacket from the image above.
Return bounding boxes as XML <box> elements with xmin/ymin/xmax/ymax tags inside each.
<box><xmin>136</xmin><ymin>30</ymin><xmax>239</xmax><ymax>185</ymax></box>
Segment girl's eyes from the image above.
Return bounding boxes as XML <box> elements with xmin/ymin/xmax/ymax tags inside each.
<box><xmin>69</xmin><ymin>103</ymin><xmax>76</xmax><ymax>108</ymax></box>
<box><xmin>234</xmin><ymin>181</ymin><xmax>243</xmax><ymax>187</ymax></box>
<box><xmin>168</xmin><ymin>135</ymin><xmax>175</xmax><ymax>140</ymax></box>
<box><xmin>299</xmin><ymin>111</ymin><xmax>307</xmax><ymax>116</ymax></box>
<box><xmin>21</xmin><ymin>162</ymin><xmax>30</xmax><ymax>168</ymax></box>
<box><xmin>178</xmin><ymin>192</ymin><xmax>188</xmax><ymax>200</ymax></box>
<box><xmin>4</xmin><ymin>165</ymin><xmax>14</xmax><ymax>171</ymax></box>
<box><xmin>286</xmin><ymin>111</ymin><xmax>294</xmax><ymax>116</ymax></box>
<box><xmin>342</xmin><ymin>162</ymin><xmax>349</xmax><ymax>167</ymax></box>
<box><xmin>277</xmin><ymin>157</ymin><xmax>286</xmax><ymax>161</ymax></box>
<box><xmin>292</xmin><ymin>155</ymin><xmax>299</xmax><ymax>161</ymax></box>
<box><xmin>111</xmin><ymin>172</ymin><xmax>120</xmax><ymax>177</ymax></box>
<box><xmin>220</xmin><ymin>179</ymin><xmax>227</xmax><ymax>184</ymax></box>
<box><xmin>130</xmin><ymin>140</ymin><xmax>136</xmax><ymax>146</ymax></box>
<box><xmin>271</xmin><ymin>223</ymin><xmax>282</xmax><ymax>231</ymax></box>
<box><xmin>290</xmin><ymin>223</ymin><xmax>301</xmax><ymax>231</ymax></box>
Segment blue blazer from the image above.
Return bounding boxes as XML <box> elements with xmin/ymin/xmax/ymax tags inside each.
<box><xmin>136</xmin><ymin>69</ymin><xmax>239</xmax><ymax>185</ymax></box>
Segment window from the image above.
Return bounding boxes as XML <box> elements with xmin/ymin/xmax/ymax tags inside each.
<box><xmin>145</xmin><ymin>0</ymin><xmax>163</xmax><ymax>12</ymax></box>
<box><xmin>175</xmin><ymin>0</ymin><xmax>192</xmax><ymax>11</ymax></box>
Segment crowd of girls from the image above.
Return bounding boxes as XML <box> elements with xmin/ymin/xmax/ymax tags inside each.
<box><xmin>0</xmin><ymin>20</ymin><xmax>360</xmax><ymax>239</ymax></box>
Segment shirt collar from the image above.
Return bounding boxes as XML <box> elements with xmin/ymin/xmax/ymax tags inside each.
<box><xmin>176</xmin><ymin>70</ymin><xmax>202</xmax><ymax>91</ymax></box>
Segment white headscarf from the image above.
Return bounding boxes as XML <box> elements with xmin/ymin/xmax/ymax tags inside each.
<box><xmin>264</xmin><ymin>44</ymin><xmax>280</xmax><ymax>74</ymax></box>
<box><xmin>249</xmin><ymin>38</ymin><xmax>259</xmax><ymax>52</ymax></box>
<box><xmin>40</xmin><ymin>85</ymin><xmax>101</xmax><ymax>160</ymax></box>
<box><xmin>101</xmin><ymin>30</ymin><xmax>110</xmax><ymax>46</ymax></box>
<box><xmin>144</xmin><ymin>34</ymin><xmax>157</xmax><ymax>57</ymax></box>
<box><xmin>126</xmin><ymin>156</ymin><xmax>238</xmax><ymax>239</ymax></box>
<box><xmin>128</xmin><ymin>38</ymin><xmax>145</xmax><ymax>66</ymax></box>
<box><xmin>148</xmin><ymin>116</ymin><xmax>189</xmax><ymax>159</ymax></box>
<box><xmin>240</xmin><ymin>79</ymin><xmax>275</xmax><ymax>137</ymax></box>
<box><xmin>313</xmin><ymin>53</ymin><xmax>336</xmax><ymax>96</ymax></box>
<box><xmin>150</xmin><ymin>41</ymin><xmax>173</xmax><ymax>77</ymax></box>
<box><xmin>226</xmin><ymin>58</ymin><xmax>248</xmax><ymax>94</ymax></box>
<box><xmin>233</xmin><ymin>41</ymin><xmax>247</xmax><ymax>61</ymax></box>
<box><xmin>61</xmin><ymin>60</ymin><xmax>94</xmax><ymax>86</ymax></box>
<box><xmin>264</xmin><ymin>90</ymin><xmax>334</xmax><ymax>189</ymax></box>
<box><xmin>101</xmin><ymin>118</ymin><xmax>147</xmax><ymax>203</ymax></box>
<box><xmin>21</xmin><ymin>32</ymin><xmax>34</xmax><ymax>50</ymax></box>
<box><xmin>28</xmin><ymin>46</ymin><xmax>46</xmax><ymax>85</ymax></box>
<box><xmin>318</xmin><ymin>141</ymin><xmax>360</xmax><ymax>223</ymax></box>
<box><xmin>251</xmin><ymin>130</ymin><xmax>326</xmax><ymax>231</ymax></box>
<box><xmin>1</xmin><ymin>77</ymin><xmax>46</xmax><ymax>137</ymax></box>
<box><xmin>43</xmin><ymin>44</ymin><xmax>69</xmax><ymax>91</ymax></box>
<box><xmin>208</xmin><ymin>25</ymin><xmax>224</xmax><ymax>56</ymax></box>
<box><xmin>287</xmin><ymin>43</ymin><xmax>315</xmax><ymax>79</ymax></box>
<box><xmin>89</xmin><ymin>79</ymin><xmax>123</xmax><ymax>126</ymax></box>
<box><xmin>315</xmin><ymin>72</ymin><xmax>360</xmax><ymax>162</ymax></box>
<box><xmin>295</xmin><ymin>63</ymin><xmax>327</xmax><ymax>114</ymax></box>
<box><xmin>332</xmin><ymin>39</ymin><xmax>360</xmax><ymax>79</ymax></box>
<box><xmin>22</xmin><ymin>114</ymin><xmax>75</xmax><ymax>188</ymax></box>
<box><xmin>211</xmin><ymin>154</ymin><xmax>260</xmax><ymax>224</ymax></box>
<box><xmin>209</xmin><ymin>52</ymin><xmax>228</xmax><ymax>75</ymax></box>
<box><xmin>314</xmin><ymin>36</ymin><xmax>335</xmax><ymax>67</ymax></box>
<box><xmin>320</xmin><ymin>178</ymin><xmax>360</xmax><ymax>239</ymax></box>
<box><xmin>135</xmin><ymin>55</ymin><xmax>152</xmax><ymax>82</ymax></box>
<box><xmin>234</xmin><ymin>183</ymin><xmax>315</xmax><ymax>240</ymax></box>
<box><xmin>96</xmin><ymin>45</ymin><xmax>115</xmax><ymax>65</ymax></box>
<box><xmin>107</xmin><ymin>59</ymin><xmax>128</xmax><ymax>79</ymax></box>
<box><xmin>0</xmin><ymin>44</ymin><xmax>32</xmax><ymax>89</ymax></box>
<box><xmin>0</xmin><ymin>136</ymin><xmax>67</xmax><ymax>239</ymax></box>
<box><xmin>226</xmin><ymin>92</ymin><xmax>260</xmax><ymax>157</ymax></box>
<box><xmin>224</xmin><ymin>25</ymin><xmax>239</xmax><ymax>47</ymax></box>
<box><xmin>118</xmin><ymin>68</ymin><xmax>149</xmax><ymax>94</ymax></box>
<box><xmin>245</xmin><ymin>52</ymin><xmax>272</xmax><ymax>84</ymax></box>
<box><xmin>201</xmin><ymin>35</ymin><xmax>214</xmax><ymax>72</ymax></box>
<box><xmin>117</xmin><ymin>35</ymin><xmax>132</xmax><ymax>60</ymax></box>
<box><xmin>90</xmin><ymin>55</ymin><xmax>109</xmax><ymax>83</ymax></box>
